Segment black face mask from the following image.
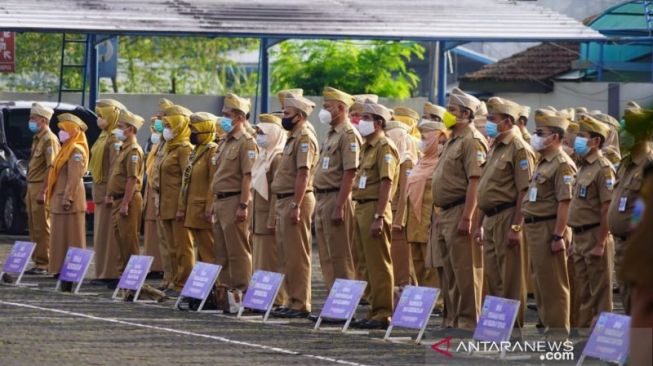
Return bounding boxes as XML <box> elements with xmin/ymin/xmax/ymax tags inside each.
<box><xmin>281</xmin><ymin>115</ymin><xmax>297</xmax><ymax>131</ymax></box>
<box><xmin>189</xmin><ymin>132</ymin><xmax>199</xmax><ymax>145</ymax></box>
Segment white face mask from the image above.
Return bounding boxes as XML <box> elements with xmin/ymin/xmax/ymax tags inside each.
<box><xmin>356</xmin><ymin>119</ymin><xmax>376</xmax><ymax>137</ymax></box>
<box><xmin>150</xmin><ymin>133</ymin><xmax>161</xmax><ymax>145</ymax></box>
<box><xmin>256</xmin><ymin>134</ymin><xmax>269</xmax><ymax>148</ymax></box>
<box><xmin>113</xmin><ymin>128</ymin><xmax>127</xmax><ymax>142</ymax></box>
<box><xmin>531</xmin><ymin>134</ymin><xmax>547</xmax><ymax>151</ymax></box>
<box><xmin>418</xmin><ymin>118</ymin><xmax>431</xmax><ymax>126</ymax></box>
<box><xmin>162</xmin><ymin>128</ymin><xmax>175</xmax><ymax>141</ymax></box>
<box><xmin>318</xmin><ymin>109</ymin><xmax>333</xmax><ymax>125</ymax></box>
<box><xmin>58</xmin><ymin>130</ymin><xmax>70</xmax><ymax>143</ymax></box>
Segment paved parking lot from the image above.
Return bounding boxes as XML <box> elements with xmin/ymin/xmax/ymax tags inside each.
<box><xmin>0</xmin><ymin>235</ymin><xmax>618</xmax><ymax>365</ymax></box>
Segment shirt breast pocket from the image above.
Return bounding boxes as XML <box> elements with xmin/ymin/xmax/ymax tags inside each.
<box><xmin>625</xmin><ymin>175</ymin><xmax>643</xmax><ymax>192</ymax></box>
<box><xmin>227</xmin><ymin>147</ymin><xmax>239</xmax><ymax>160</ymax></box>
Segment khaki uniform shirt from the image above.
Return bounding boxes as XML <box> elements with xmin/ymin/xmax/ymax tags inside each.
<box><xmin>521</xmin><ymin>148</ymin><xmax>577</xmax><ymax>218</ymax></box>
<box><xmin>608</xmin><ymin>148</ymin><xmax>653</xmax><ymax>237</ymax></box>
<box><xmin>211</xmin><ymin>129</ymin><xmax>258</xmax><ymax>194</ymax></box>
<box><xmin>314</xmin><ymin>121</ymin><xmax>360</xmax><ymax>190</ymax></box>
<box><xmin>352</xmin><ymin>134</ymin><xmax>399</xmax><ymax>200</ymax></box>
<box><xmin>107</xmin><ymin>137</ymin><xmax>144</xmax><ymax>197</ymax></box>
<box><xmin>50</xmin><ymin>146</ymin><xmax>87</xmax><ymax>214</ymax></box>
<box><xmin>568</xmin><ymin>151</ymin><xmax>614</xmax><ymax>227</ymax></box>
<box><xmin>271</xmin><ymin>123</ymin><xmax>319</xmax><ymax>194</ymax></box>
<box><xmin>477</xmin><ymin>129</ymin><xmax>535</xmax><ymax>211</ymax></box>
<box><xmin>253</xmin><ymin>154</ymin><xmax>281</xmax><ymax>235</ymax></box>
<box><xmin>28</xmin><ymin>128</ymin><xmax>60</xmax><ymax>183</ymax></box>
<box><xmin>92</xmin><ymin>134</ymin><xmax>120</xmax><ymax>203</ymax></box>
<box><xmin>432</xmin><ymin>124</ymin><xmax>488</xmax><ymax>208</ymax></box>
<box><xmin>158</xmin><ymin>143</ymin><xmax>192</xmax><ymax>220</ymax></box>
<box><xmin>182</xmin><ymin>143</ymin><xmax>218</xmax><ymax>229</ymax></box>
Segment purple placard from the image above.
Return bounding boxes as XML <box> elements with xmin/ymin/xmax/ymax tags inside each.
<box><xmin>473</xmin><ymin>295</ymin><xmax>520</xmax><ymax>343</ymax></box>
<box><xmin>180</xmin><ymin>262</ymin><xmax>221</xmax><ymax>300</ymax></box>
<box><xmin>391</xmin><ymin>286</ymin><xmax>440</xmax><ymax>329</ymax></box>
<box><xmin>2</xmin><ymin>241</ymin><xmax>35</xmax><ymax>274</ymax></box>
<box><xmin>242</xmin><ymin>270</ymin><xmax>284</xmax><ymax>311</ymax></box>
<box><xmin>582</xmin><ymin>312</ymin><xmax>630</xmax><ymax>364</ymax></box>
<box><xmin>117</xmin><ymin>255</ymin><xmax>152</xmax><ymax>291</ymax></box>
<box><xmin>58</xmin><ymin>248</ymin><xmax>94</xmax><ymax>283</ymax></box>
<box><xmin>320</xmin><ymin>279</ymin><xmax>367</xmax><ymax>320</ymax></box>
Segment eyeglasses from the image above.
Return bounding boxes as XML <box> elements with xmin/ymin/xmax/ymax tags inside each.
<box><xmin>534</xmin><ymin>130</ymin><xmax>554</xmax><ymax>137</ymax></box>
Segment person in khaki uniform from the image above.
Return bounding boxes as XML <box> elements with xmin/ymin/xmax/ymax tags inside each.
<box><xmin>89</xmin><ymin>99</ymin><xmax>125</xmax><ymax>285</ymax></box>
<box><xmin>521</xmin><ymin>110</ymin><xmax>577</xmax><ymax>340</ymax></box>
<box><xmin>517</xmin><ymin>106</ymin><xmax>532</xmax><ymax>143</ymax></box>
<box><xmin>210</xmin><ymin>94</ymin><xmax>258</xmax><ymax>295</ymax></box>
<box><xmin>609</xmin><ymin>102</ymin><xmax>653</xmax><ymax>315</ymax></box>
<box><xmin>568</xmin><ymin>114</ymin><xmax>615</xmax><ymax>331</ymax></box>
<box><xmin>591</xmin><ymin>111</ymin><xmax>621</xmax><ymax>166</ymax></box>
<box><xmin>473</xmin><ymin>97</ymin><xmax>535</xmax><ymax>330</ymax></box>
<box><xmin>270</xmin><ymin>94</ymin><xmax>319</xmax><ymax>319</ymax></box>
<box><xmin>178</xmin><ymin>112</ymin><xmax>219</xmax><ymax>264</ymax></box>
<box><xmin>313</xmin><ymin>87</ymin><xmax>360</xmax><ymax>291</ymax></box>
<box><xmin>158</xmin><ymin>105</ymin><xmax>194</xmax><ymax>296</ymax></box>
<box><xmin>386</xmin><ymin>108</ymin><xmax>420</xmax><ymax>288</ymax></box>
<box><xmin>46</xmin><ymin>113</ymin><xmax>89</xmax><ymax>275</ymax></box>
<box><xmin>349</xmin><ymin>100</ymin><xmax>398</xmax><ymax>330</ymax></box>
<box><xmin>251</xmin><ymin>114</ymin><xmax>287</xmax><ymax>306</ymax></box>
<box><xmin>106</xmin><ymin>110</ymin><xmax>145</xmax><ymax>275</ymax></box>
<box><xmin>143</xmin><ymin>98</ymin><xmax>173</xmax><ymax>278</ymax></box>
<box><xmin>407</xmin><ymin>118</ymin><xmax>447</xmax><ymax>288</ymax></box>
<box><xmin>432</xmin><ymin>88</ymin><xmax>488</xmax><ymax>331</ymax></box>
<box><xmin>24</xmin><ymin>103</ymin><xmax>60</xmax><ymax>275</ymax></box>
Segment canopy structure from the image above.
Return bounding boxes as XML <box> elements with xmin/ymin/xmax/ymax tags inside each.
<box><xmin>0</xmin><ymin>0</ymin><xmax>608</xmax><ymax>108</ymax></box>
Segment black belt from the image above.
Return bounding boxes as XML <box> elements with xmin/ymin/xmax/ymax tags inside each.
<box><xmin>355</xmin><ymin>198</ymin><xmax>377</xmax><ymax>205</ymax></box>
<box><xmin>439</xmin><ymin>197</ymin><xmax>466</xmax><ymax>211</ymax></box>
<box><xmin>112</xmin><ymin>194</ymin><xmax>124</xmax><ymax>200</ymax></box>
<box><xmin>524</xmin><ymin>215</ymin><xmax>557</xmax><ymax>224</ymax></box>
<box><xmin>571</xmin><ymin>223</ymin><xmax>600</xmax><ymax>234</ymax></box>
<box><xmin>315</xmin><ymin>187</ymin><xmax>339</xmax><ymax>194</ymax></box>
<box><xmin>276</xmin><ymin>191</ymin><xmax>312</xmax><ymax>199</ymax></box>
<box><xmin>215</xmin><ymin>191</ymin><xmax>240</xmax><ymax>200</ymax></box>
<box><xmin>482</xmin><ymin>202</ymin><xmax>516</xmax><ymax>217</ymax></box>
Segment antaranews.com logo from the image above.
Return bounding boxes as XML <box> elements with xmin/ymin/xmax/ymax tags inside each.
<box><xmin>430</xmin><ymin>337</ymin><xmax>575</xmax><ymax>362</ymax></box>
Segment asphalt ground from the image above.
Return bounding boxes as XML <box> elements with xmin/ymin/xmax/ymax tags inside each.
<box><xmin>0</xmin><ymin>234</ymin><xmax>621</xmax><ymax>365</ymax></box>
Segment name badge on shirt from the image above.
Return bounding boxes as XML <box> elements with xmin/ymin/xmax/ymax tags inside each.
<box><xmin>528</xmin><ymin>187</ymin><xmax>538</xmax><ymax>202</ymax></box>
<box><xmin>578</xmin><ymin>185</ymin><xmax>588</xmax><ymax>199</ymax></box>
<box><xmin>618</xmin><ymin>196</ymin><xmax>628</xmax><ymax>212</ymax></box>
<box><xmin>322</xmin><ymin>157</ymin><xmax>330</xmax><ymax>170</ymax></box>
<box><xmin>358</xmin><ymin>175</ymin><xmax>367</xmax><ymax>189</ymax></box>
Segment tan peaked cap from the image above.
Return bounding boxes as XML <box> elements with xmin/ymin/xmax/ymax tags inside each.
<box><xmin>283</xmin><ymin>94</ymin><xmax>316</xmax><ymax>116</ymax></box>
<box><xmin>363</xmin><ymin>100</ymin><xmax>392</xmax><ymax>122</ymax></box>
<box><xmin>224</xmin><ymin>93</ymin><xmax>251</xmax><ymax>115</ymax></box>
<box><xmin>30</xmin><ymin>102</ymin><xmax>54</xmax><ymax>120</ymax></box>
<box><xmin>486</xmin><ymin>97</ymin><xmax>521</xmax><ymax>122</ymax></box>
<box><xmin>323</xmin><ymin>87</ymin><xmax>355</xmax><ymax>107</ymax></box>
<box><xmin>118</xmin><ymin>109</ymin><xmax>144</xmax><ymax>130</ymax></box>
<box><xmin>448</xmin><ymin>87</ymin><xmax>481</xmax><ymax>112</ymax></box>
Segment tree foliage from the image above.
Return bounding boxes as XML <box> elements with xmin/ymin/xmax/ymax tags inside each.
<box><xmin>271</xmin><ymin>40</ymin><xmax>424</xmax><ymax>99</ymax></box>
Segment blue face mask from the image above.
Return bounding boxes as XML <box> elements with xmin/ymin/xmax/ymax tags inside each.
<box><xmin>153</xmin><ymin>119</ymin><xmax>164</xmax><ymax>133</ymax></box>
<box><xmin>485</xmin><ymin>121</ymin><xmax>498</xmax><ymax>138</ymax></box>
<box><xmin>574</xmin><ymin>136</ymin><xmax>590</xmax><ymax>156</ymax></box>
<box><xmin>28</xmin><ymin>120</ymin><xmax>39</xmax><ymax>133</ymax></box>
<box><xmin>220</xmin><ymin>117</ymin><xmax>233</xmax><ymax>134</ymax></box>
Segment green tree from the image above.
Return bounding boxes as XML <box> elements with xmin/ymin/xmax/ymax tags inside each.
<box><xmin>271</xmin><ymin>40</ymin><xmax>424</xmax><ymax>99</ymax></box>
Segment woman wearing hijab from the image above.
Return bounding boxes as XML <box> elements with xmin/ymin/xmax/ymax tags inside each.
<box><xmin>178</xmin><ymin>112</ymin><xmax>219</xmax><ymax>264</ymax></box>
<box><xmin>406</xmin><ymin>120</ymin><xmax>448</xmax><ymax>288</ymax></box>
<box><xmin>142</xmin><ymin>112</ymin><xmax>166</xmax><ymax>278</ymax></box>
<box><xmin>47</xmin><ymin>113</ymin><xmax>89</xmax><ymax>276</ymax></box>
<box><xmin>251</xmin><ymin>114</ymin><xmax>287</xmax><ymax>306</ymax></box>
<box><xmin>88</xmin><ymin>99</ymin><xmax>124</xmax><ymax>285</ymax></box>
<box><xmin>385</xmin><ymin>119</ymin><xmax>419</xmax><ymax>288</ymax></box>
<box><xmin>157</xmin><ymin>105</ymin><xmax>194</xmax><ymax>297</ymax></box>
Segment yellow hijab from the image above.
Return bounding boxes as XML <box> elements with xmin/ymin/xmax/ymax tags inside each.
<box><xmin>47</xmin><ymin>121</ymin><xmax>89</xmax><ymax>201</ymax></box>
<box><xmin>164</xmin><ymin>114</ymin><xmax>191</xmax><ymax>152</ymax></box>
<box><xmin>89</xmin><ymin>105</ymin><xmax>120</xmax><ymax>183</ymax></box>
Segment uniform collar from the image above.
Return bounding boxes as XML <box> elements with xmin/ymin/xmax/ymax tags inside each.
<box><xmin>451</xmin><ymin>123</ymin><xmax>473</xmax><ymax>140</ymax></box>
<box><xmin>121</xmin><ymin>135</ymin><xmax>138</xmax><ymax>149</ymax></box>
<box><xmin>541</xmin><ymin>146</ymin><xmax>562</xmax><ymax>162</ymax></box>
<box><xmin>498</xmin><ymin>128</ymin><xmax>516</xmax><ymax>146</ymax></box>
<box><xmin>365</xmin><ymin>132</ymin><xmax>383</xmax><ymax>147</ymax></box>
<box><xmin>228</xmin><ymin>128</ymin><xmax>245</xmax><ymax>141</ymax></box>
<box><xmin>329</xmin><ymin>119</ymin><xmax>347</xmax><ymax>134</ymax></box>
<box><xmin>583</xmin><ymin>149</ymin><xmax>601</xmax><ymax>165</ymax></box>
<box><xmin>34</xmin><ymin>126</ymin><xmax>49</xmax><ymax>140</ymax></box>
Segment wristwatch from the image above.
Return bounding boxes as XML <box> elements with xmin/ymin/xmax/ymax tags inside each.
<box><xmin>510</xmin><ymin>224</ymin><xmax>522</xmax><ymax>233</ymax></box>
<box><xmin>239</xmin><ymin>202</ymin><xmax>248</xmax><ymax>209</ymax></box>
<box><xmin>551</xmin><ymin>234</ymin><xmax>564</xmax><ymax>242</ymax></box>
<box><xmin>290</xmin><ymin>201</ymin><xmax>299</xmax><ymax>209</ymax></box>
<box><xmin>374</xmin><ymin>213</ymin><xmax>385</xmax><ymax>220</ymax></box>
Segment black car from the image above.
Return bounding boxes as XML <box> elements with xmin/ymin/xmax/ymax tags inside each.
<box><xmin>0</xmin><ymin>101</ymin><xmax>100</xmax><ymax>234</ymax></box>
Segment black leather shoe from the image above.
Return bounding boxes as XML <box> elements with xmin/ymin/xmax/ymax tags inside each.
<box><xmin>283</xmin><ymin>309</ymin><xmax>310</xmax><ymax>319</ymax></box>
<box><xmin>60</xmin><ymin>281</ymin><xmax>73</xmax><ymax>292</ymax></box>
<box><xmin>146</xmin><ymin>271</ymin><xmax>164</xmax><ymax>280</ymax></box>
<box><xmin>350</xmin><ymin>319</ymin><xmax>370</xmax><ymax>328</ymax></box>
<box><xmin>106</xmin><ymin>279</ymin><xmax>120</xmax><ymax>290</ymax></box>
<box><xmin>356</xmin><ymin>319</ymin><xmax>389</xmax><ymax>330</ymax></box>
<box><xmin>270</xmin><ymin>307</ymin><xmax>290</xmax><ymax>317</ymax></box>
<box><xmin>527</xmin><ymin>303</ymin><xmax>537</xmax><ymax>311</ymax></box>
<box><xmin>358</xmin><ymin>299</ymin><xmax>370</xmax><ymax>306</ymax></box>
<box><xmin>25</xmin><ymin>267</ymin><xmax>48</xmax><ymax>275</ymax></box>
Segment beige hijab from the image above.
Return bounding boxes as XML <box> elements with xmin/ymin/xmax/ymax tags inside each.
<box><xmin>252</xmin><ymin>122</ymin><xmax>286</xmax><ymax>200</ymax></box>
<box><xmin>386</xmin><ymin>124</ymin><xmax>419</xmax><ymax>165</ymax></box>
<box><xmin>406</xmin><ymin>130</ymin><xmax>445</xmax><ymax>221</ymax></box>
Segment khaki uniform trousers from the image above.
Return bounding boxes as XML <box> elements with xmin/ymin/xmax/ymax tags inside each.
<box><xmin>156</xmin><ymin>217</ymin><xmax>173</xmax><ymax>288</ymax></box>
<box><xmin>49</xmin><ymin>212</ymin><xmax>86</xmax><ymax>274</ymax></box>
<box><xmin>213</xmin><ymin>195</ymin><xmax>252</xmax><ymax>292</ymax></box>
<box><xmin>427</xmin><ymin>211</ymin><xmax>450</xmax><ymax>324</ymax></box>
<box><xmin>252</xmin><ymin>233</ymin><xmax>288</xmax><ymax>306</ymax></box>
<box><xmin>26</xmin><ymin>183</ymin><xmax>50</xmax><ymax>269</ymax></box>
<box><xmin>275</xmin><ymin>194</ymin><xmax>315</xmax><ymax>312</ymax></box>
<box><xmin>524</xmin><ymin>219</ymin><xmax>571</xmax><ymax>339</ymax></box>
<box><xmin>567</xmin><ymin>248</ymin><xmax>578</xmax><ymax>329</ymax></box>
<box><xmin>192</xmin><ymin>228</ymin><xmax>216</xmax><ymax>264</ymax></box>
<box><xmin>410</xmin><ymin>242</ymin><xmax>436</xmax><ymax>287</ymax></box>
<box><xmin>143</xmin><ymin>187</ymin><xmax>163</xmax><ymax>272</ymax></box>
<box><xmin>112</xmin><ymin>193</ymin><xmax>143</xmax><ymax>274</ymax></box>
<box><xmin>391</xmin><ymin>217</ymin><xmax>413</xmax><ymax>288</ymax></box>
<box><xmin>354</xmin><ymin>201</ymin><xmax>394</xmax><ymax>322</ymax></box>
<box><xmin>572</xmin><ymin>228</ymin><xmax>613</xmax><ymax>328</ymax></box>
<box><xmin>94</xmin><ymin>191</ymin><xmax>121</xmax><ymax>279</ymax></box>
<box><xmin>161</xmin><ymin>218</ymin><xmax>194</xmax><ymax>291</ymax></box>
<box><xmin>435</xmin><ymin>204</ymin><xmax>482</xmax><ymax>330</ymax></box>
<box><xmin>613</xmin><ymin>236</ymin><xmax>631</xmax><ymax>314</ymax></box>
<box><xmin>315</xmin><ymin>192</ymin><xmax>356</xmax><ymax>291</ymax></box>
